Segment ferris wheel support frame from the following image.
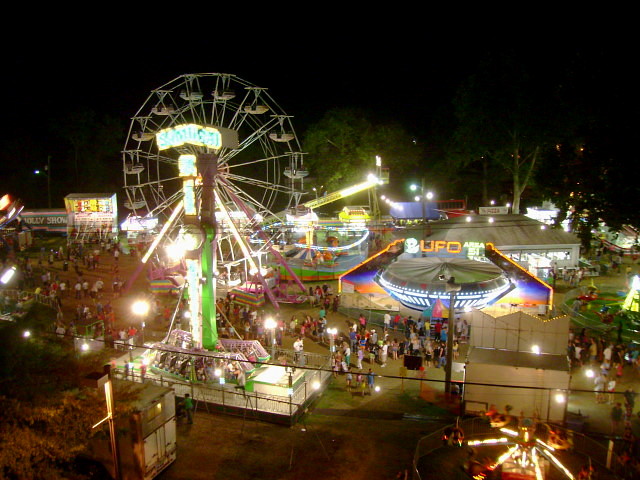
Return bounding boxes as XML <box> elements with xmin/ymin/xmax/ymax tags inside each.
<box><xmin>197</xmin><ymin>153</ymin><xmax>218</xmax><ymax>350</ymax></box>
<box><xmin>221</xmin><ymin>182</ymin><xmax>306</xmax><ymax>295</ymax></box>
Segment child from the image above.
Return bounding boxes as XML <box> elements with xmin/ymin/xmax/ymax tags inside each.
<box><xmin>355</xmin><ymin>371</ymin><xmax>363</xmax><ymax>393</ymax></box>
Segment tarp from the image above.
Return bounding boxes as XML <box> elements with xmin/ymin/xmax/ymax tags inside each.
<box><xmin>389</xmin><ymin>201</ymin><xmax>441</xmax><ymax>220</ymax></box>
<box><xmin>431</xmin><ymin>298</ymin><xmax>449</xmax><ymax>319</ymax></box>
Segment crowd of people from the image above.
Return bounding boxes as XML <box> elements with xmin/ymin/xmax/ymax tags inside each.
<box><xmin>2</xmin><ymin>236</ymin><xmax>139</xmax><ymax>343</ymax></box>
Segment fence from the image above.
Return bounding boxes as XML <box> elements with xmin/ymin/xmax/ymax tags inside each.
<box><xmin>114</xmin><ymin>346</ymin><xmax>333</xmax><ymax>425</ymax></box>
<box><xmin>412</xmin><ymin>416</ymin><xmax>494</xmax><ymax>479</ymax></box>
<box><xmin>0</xmin><ymin>288</ymin><xmax>59</xmax><ymax>312</ymax></box>
<box><xmin>337</xmin><ymin>305</ymin><xmax>387</xmax><ymax>330</ymax></box>
<box><xmin>561</xmin><ymin>285</ymin><xmax>627</xmax><ymax>330</ymax></box>
<box><xmin>411</xmin><ymin>415</ymin><xmax>622</xmax><ymax>480</ymax></box>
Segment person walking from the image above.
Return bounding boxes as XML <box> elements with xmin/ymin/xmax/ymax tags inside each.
<box><xmin>345</xmin><ymin>368</ymin><xmax>353</xmax><ymax>391</ymax></box>
<box><xmin>356</xmin><ymin>347</ymin><xmax>364</xmax><ymax>369</ymax></box>
<box><xmin>610</xmin><ymin>402</ymin><xmax>623</xmax><ymax>435</ymax></box>
<box><xmin>183</xmin><ymin>393</ymin><xmax>194</xmax><ymax>424</ymax></box>
<box><xmin>293</xmin><ymin>337</ymin><xmax>304</xmax><ymax>366</ymax></box>
<box><xmin>367</xmin><ymin>368</ymin><xmax>375</xmax><ymax>393</ymax></box>
<box><xmin>380</xmin><ymin>341</ymin><xmax>388</xmax><ymax>367</ymax></box>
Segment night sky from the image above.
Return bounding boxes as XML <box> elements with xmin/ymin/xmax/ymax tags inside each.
<box><xmin>0</xmin><ymin>31</ymin><xmax>634</xmax><ymax>210</ymax></box>
<box><xmin>1</xmin><ymin>37</ymin><xmax>489</xmax><ymax>132</ymax></box>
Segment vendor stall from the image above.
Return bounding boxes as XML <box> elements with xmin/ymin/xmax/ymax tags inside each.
<box><xmin>65</xmin><ymin>193</ymin><xmax>118</xmax><ymax>244</ymax></box>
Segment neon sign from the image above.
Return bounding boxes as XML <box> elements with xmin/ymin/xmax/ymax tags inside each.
<box><xmin>157</xmin><ymin>124</ymin><xmax>222</xmax><ymax>151</ymax></box>
<box><xmin>404</xmin><ymin>238</ymin><xmax>486</xmax><ymax>257</ymax></box>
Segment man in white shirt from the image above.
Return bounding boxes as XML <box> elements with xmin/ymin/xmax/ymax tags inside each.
<box><xmin>384</xmin><ymin>312</ymin><xmax>391</xmax><ymax>330</ymax></box>
<box><xmin>380</xmin><ymin>341</ymin><xmax>389</xmax><ymax>367</ymax></box>
<box><xmin>293</xmin><ymin>337</ymin><xmax>304</xmax><ymax>366</ymax></box>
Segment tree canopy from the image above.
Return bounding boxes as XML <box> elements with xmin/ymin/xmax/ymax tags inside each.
<box><xmin>302</xmin><ymin>108</ymin><xmax>422</xmax><ymax>192</ymax></box>
<box><xmin>534</xmin><ymin>47</ymin><xmax>639</xmax><ymax>246</ymax></box>
<box><xmin>448</xmin><ymin>50</ymin><xmax>565</xmax><ymax>213</ymax></box>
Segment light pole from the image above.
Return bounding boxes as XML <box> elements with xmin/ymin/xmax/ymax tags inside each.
<box><xmin>410</xmin><ymin>179</ymin><xmax>433</xmax><ymax>225</ymax></box>
<box><xmin>327</xmin><ymin>327</ymin><xmax>337</xmax><ymax>352</ymax></box>
<box><xmin>132</xmin><ymin>299</ymin><xmax>150</xmax><ymax>345</ymax></box>
<box><xmin>86</xmin><ymin>366</ymin><xmax>121</xmax><ymax>480</ymax></box>
<box><xmin>444</xmin><ymin>276</ymin><xmax>461</xmax><ymax>396</ymax></box>
<box><xmin>34</xmin><ymin>155</ymin><xmax>51</xmax><ymax>208</ymax></box>
<box><xmin>264</xmin><ymin>317</ymin><xmax>277</xmax><ymax>360</ymax></box>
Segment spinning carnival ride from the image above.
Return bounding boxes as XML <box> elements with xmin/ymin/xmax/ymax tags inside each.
<box><xmin>464</xmin><ymin>421</ymin><xmax>576</xmax><ymax>480</ymax></box>
<box><xmin>121</xmin><ymin>73</ymin><xmax>307</xmax><ymax>350</ymax></box>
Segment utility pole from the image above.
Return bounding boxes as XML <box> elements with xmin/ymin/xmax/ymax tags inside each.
<box><xmin>444</xmin><ymin>277</ymin><xmax>461</xmax><ymax>396</ymax></box>
<box><xmin>46</xmin><ymin>155</ymin><xmax>51</xmax><ymax>208</ymax></box>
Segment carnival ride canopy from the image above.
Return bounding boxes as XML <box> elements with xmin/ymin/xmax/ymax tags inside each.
<box><xmin>382</xmin><ymin>256</ymin><xmax>505</xmax><ymax>285</ymax></box>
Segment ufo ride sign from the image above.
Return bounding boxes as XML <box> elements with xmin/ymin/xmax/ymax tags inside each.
<box><xmin>404</xmin><ymin>238</ymin><xmax>486</xmax><ymax>259</ymax></box>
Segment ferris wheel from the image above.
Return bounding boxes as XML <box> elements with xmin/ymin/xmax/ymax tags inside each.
<box><xmin>122</xmin><ymin>73</ymin><xmax>307</xmax><ymax>220</ymax></box>
<box><xmin>121</xmin><ymin>73</ymin><xmax>308</xmax><ymax>307</ymax></box>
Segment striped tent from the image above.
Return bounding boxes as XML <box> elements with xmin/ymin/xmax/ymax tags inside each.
<box><xmin>430</xmin><ymin>298</ymin><xmax>449</xmax><ymax>319</ymax></box>
<box><xmin>150</xmin><ymin>279</ymin><xmax>178</xmax><ymax>294</ymax></box>
<box><xmin>230</xmin><ymin>288</ymin><xmax>265</xmax><ymax>308</ymax></box>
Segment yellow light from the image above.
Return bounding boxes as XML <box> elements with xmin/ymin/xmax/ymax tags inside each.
<box><xmin>132</xmin><ymin>300</ymin><xmax>150</xmax><ymax>316</ymax></box>
<box><xmin>490</xmin><ymin>446</ymin><xmax>518</xmax><ymax>470</ymax></box>
<box><xmin>542</xmin><ymin>448</ymin><xmax>574</xmax><ymax>479</ymax></box>
<box><xmin>141</xmin><ymin>202</ymin><xmax>184</xmax><ymax>264</ymax></box>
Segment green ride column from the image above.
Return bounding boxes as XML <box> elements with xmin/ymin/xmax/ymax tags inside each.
<box><xmin>201</xmin><ymin>223</ymin><xmax>217</xmax><ymax>349</ymax></box>
<box><xmin>198</xmin><ymin>153</ymin><xmax>218</xmax><ymax>350</ymax></box>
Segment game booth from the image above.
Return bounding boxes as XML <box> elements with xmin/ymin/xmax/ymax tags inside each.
<box><xmin>64</xmin><ymin>193</ymin><xmax>118</xmax><ymax>244</ymax></box>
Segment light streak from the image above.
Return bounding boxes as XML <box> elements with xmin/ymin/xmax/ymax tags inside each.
<box><xmin>141</xmin><ymin>202</ymin><xmax>184</xmax><ymax>264</ymax></box>
<box><xmin>214</xmin><ymin>191</ymin><xmax>259</xmax><ymax>274</ymax></box>
<box><xmin>540</xmin><ymin>448</ymin><xmax>575</xmax><ymax>480</ymax></box>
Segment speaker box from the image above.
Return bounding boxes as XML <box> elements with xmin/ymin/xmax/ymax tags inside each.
<box><xmin>403</xmin><ymin>355</ymin><xmax>422</xmax><ymax>370</ymax></box>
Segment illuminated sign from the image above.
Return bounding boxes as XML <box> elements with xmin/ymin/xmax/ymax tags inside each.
<box><xmin>69</xmin><ymin>198</ymin><xmax>113</xmax><ymax>214</ymax></box>
<box><xmin>157</xmin><ymin>124</ymin><xmax>223</xmax><ymax>151</ymax></box>
<box><xmin>178</xmin><ymin>154</ymin><xmax>197</xmax><ymax>177</ymax></box>
<box><xmin>479</xmin><ymin>206</ymin><xmax>510</xmax><ymax>215</ymax></box>
<box><xmin>404</xmin><ymin>238</ymin><xmax>486</xmax><ymax>258</ymax></box>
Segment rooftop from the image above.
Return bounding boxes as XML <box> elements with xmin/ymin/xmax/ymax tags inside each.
<box><xmin>395</xmin><ymin>214</ymin><xmax>580</xmax><ymax>247</ymax></box>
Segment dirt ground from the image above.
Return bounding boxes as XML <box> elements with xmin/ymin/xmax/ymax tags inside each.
<box><xmin>26</xmin><ymin>237</ymin><xmax>454</xmax><ymax>479</ymax></box>
<box><xmin>160</xmin><ymin>396</ymin><xmax>446</xmax><ymax>480</ymax></box>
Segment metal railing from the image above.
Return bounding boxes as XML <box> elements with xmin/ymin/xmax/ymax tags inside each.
<box><xmin>412</xmin><ymin>416</ymin><xmax>493</xmax><ymax>480</ymax></box>
<box><xmin>0</xmin><ymin>288</ymin><xmax>59</xmax><ymax>312</ymax></box>
<box><xmin>411</xmin><ymin>415</ymin><xmax>622</xmax><ymax>480</ymax></box>
<box><xmin>115</xmin><ymin>346</ymin><xmax>332</xmax><ymax>424</ymax></box>
<box><xmin>337</xmin><ymin>305</ymin><xmax>387</xmax><ymax>330</ymax></box>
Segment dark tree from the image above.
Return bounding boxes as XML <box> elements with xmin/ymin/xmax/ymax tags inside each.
<box><xmin>449</xmin><ymin>50</ymin><xmax>565</xmax><ymax>213</ymax></box>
